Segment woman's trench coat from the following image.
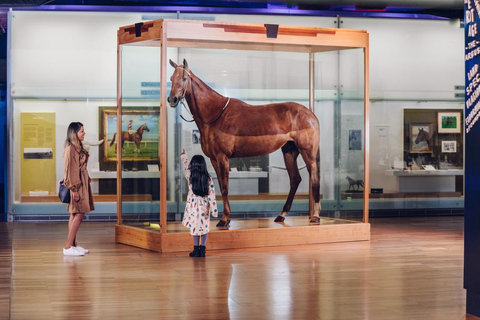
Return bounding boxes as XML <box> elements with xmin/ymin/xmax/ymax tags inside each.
<box><xmin>63</xmin><ymin>144</ymin><xmax>95</xmax><ymax>214</ymax></box>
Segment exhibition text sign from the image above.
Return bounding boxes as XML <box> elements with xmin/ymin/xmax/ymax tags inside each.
<box><xmin>464</xmin><ymin>1</ymin><xmax>480</xmax><ymax>313</ymax></box>
<box><xmin>466</xmin><ymin>0</ymin><xmax>480</xmax><ymax>133</ymax></box>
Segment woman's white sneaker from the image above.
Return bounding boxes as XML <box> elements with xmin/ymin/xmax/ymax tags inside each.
<box><xmin>74</xmin><ymin>246</ymin><xmax>89</xmax><ymax>254</ymax></box>
<box><xmin>63</xmin><ymin>247</ymin><xmax>85</xmax><ymax>256</ymax></box>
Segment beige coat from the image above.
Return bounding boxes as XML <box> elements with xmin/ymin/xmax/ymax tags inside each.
<box><xmin>63</xmin><ymin>144</ymin><xmax>95</xmax><ymax>214</ymax></box>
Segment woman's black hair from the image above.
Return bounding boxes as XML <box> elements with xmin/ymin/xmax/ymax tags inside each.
<box><xmin>189</xmin><ymin>155</ymin><xmax>210</xmax><ymax>197</ymax></box>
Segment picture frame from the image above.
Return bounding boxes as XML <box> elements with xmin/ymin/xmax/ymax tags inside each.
<box><xmin>348</xmin><ymin>130</ymin><xmax>362</xmax><ymax>150</ymax></box>
<box><xmin>441</xmin><ymin>140</ymin><xmax>457</xmax><ymax>153</ymax></box>
<box><xmin>409</xmin><ymin>123</ymin><xmax>433</xmax><ymax>153</ymax></box>
<box><xmin>103</xmin><ymin>109</ymin><xmax>159</xmax><ymax>161</ymax></box>
<box><xmin>437</xmin><ymin>111</ymin><xmax>461</xmax><ymax>134</ymax></box>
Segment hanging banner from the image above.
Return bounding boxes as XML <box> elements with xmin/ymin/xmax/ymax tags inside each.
<box><xmin>465</xmin><ymin>0</ymin><xmax>480</xmax><ymax>316</ymax></box>
<box><xmin>20</xmin><ymin>113</ymin><xmax>56</xmax><ymax>195</ymax></box>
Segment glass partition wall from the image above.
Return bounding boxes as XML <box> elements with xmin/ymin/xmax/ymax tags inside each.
<box><xmin>115</xmin><ymin>19</ymin><xmax>369</xmax><ymax>250</ymax></box>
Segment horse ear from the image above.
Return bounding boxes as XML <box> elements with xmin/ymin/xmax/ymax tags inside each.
<box><xmin>169</xmin><ymin>59</ymin><xmax>177</xmax><ymax>68</ymax></box>
<box><xmin>183</xmin><ymin>59</ymin><xmax>190</xmax><ymax>72</ymax></box>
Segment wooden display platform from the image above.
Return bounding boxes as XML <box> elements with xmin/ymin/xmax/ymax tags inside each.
<box><xmin>115</xmin><ymin>216</ymin><xmax>370</xmax><ymax>253</ymax></box>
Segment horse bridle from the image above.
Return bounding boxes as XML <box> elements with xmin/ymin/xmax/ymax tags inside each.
<box><xmin>174</xmin><ymin>67</ymin><xmax>230</xmax><ymax>125</ymax></box>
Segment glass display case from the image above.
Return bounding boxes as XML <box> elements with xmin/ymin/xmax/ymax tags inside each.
<box><xmin>115</xmin><ymin>19</ymin><xmax>370</xmax><ymax>252</ymax></box>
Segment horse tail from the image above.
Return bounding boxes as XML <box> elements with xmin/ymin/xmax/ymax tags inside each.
<box><xmin>110</xmin><ymin>133</ymin><xmax>116</xmax><ymax>147</ymax></box>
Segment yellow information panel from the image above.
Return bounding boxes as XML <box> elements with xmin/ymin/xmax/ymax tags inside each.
<box><xmin>21</xmin><ymin>113</ymin><xmax>56</xmax><ymax>194</ymax></box>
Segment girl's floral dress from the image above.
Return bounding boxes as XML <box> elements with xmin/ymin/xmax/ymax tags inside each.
<box><xmin>181</xmin><ymin>154</ymin><xmax>218</xmax><ymax>235</ymax></box>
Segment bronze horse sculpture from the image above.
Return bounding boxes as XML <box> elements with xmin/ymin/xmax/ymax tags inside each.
<box><xmin>110</xmin><ymin>123</ymin><xmax>150</xmax><ymax>153</ymax></box>
<box><xmin>168</xmin><ymin>59</ymin><xmax>321</xmax><ymax>226</ymax></box>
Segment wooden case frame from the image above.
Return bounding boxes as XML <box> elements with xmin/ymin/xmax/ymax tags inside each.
<box><xmin>116</xmin><ymin>19</ymin><xmax>371</xmax><ymax>252</ymax></box>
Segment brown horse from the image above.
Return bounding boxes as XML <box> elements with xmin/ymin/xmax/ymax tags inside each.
<box><xmin>168</xmin><ymin>59</ymin><xmax>321</xmax><ymax>226</ymax></box>
<box><xmin>415</xmin><ymin>127</ymin><xmax>431</xmax><ymax>150</ymax></box>
<box><xmin>110</xmin><ymin>123</ymin><xmax>150</xmax><ymax>153</ymax></box>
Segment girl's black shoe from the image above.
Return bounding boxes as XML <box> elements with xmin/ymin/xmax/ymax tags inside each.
<box><xmin>189</xmin><ymin>245</ymin><xmax>200</xmax><ymax>257</ymax></box>
<box><xmin>199</xmin><ymin>245</ymin><xmax>206</xmax><ymax>257</ymax></box>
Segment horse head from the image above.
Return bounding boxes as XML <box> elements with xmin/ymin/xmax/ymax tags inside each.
<box><xmin>415</xmin><ymin>127</ymin><xmax>429</xmax><ymax>144</ymax></box>
<box><xmin>168</xmin><ymin>59</ymin><xmax>191</xmax><ymax>108</ymax></box>
<box><xmin>140</xmin><ymin>123</ymin><xmax>150</xmax><ymax>132</ymax></box>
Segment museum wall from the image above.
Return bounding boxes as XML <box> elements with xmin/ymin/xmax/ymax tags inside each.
<box><xmin>8</xmin><ymin>10</ymin><xmax>465</xmax><ymax>215</ymax></box>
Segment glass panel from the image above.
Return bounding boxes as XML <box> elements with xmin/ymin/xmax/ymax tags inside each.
<box><xmin>338</xmin><ymin>48</ymin><xmax>365</xmax><ymax>221</ymax></box>
<box><xmin>342</xmin><ymin>17</ymin><xmax>464</xmax><ymax>215</ymax></box>
<box><xmin>118</xmin><ymin>45</ymin><xmax>161</xmax><ymax>230</ymax></box>
<box><xmin>166</xmin><ymin>47</ymin><xmax>362</xmax><ymax>228</ymax></box>
<box><xmin>312</xmin><ymin>49</ymin><xmax>365</xmax><ymax>222</ymax></box>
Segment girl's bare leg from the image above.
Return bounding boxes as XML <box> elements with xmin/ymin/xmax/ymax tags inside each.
<box><xmin>65</xmin><ymin>213</ymin><xmax>85</xmax><ymax>249</ymax></box>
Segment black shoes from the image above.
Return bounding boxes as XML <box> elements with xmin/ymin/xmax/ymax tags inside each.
<box><xmin>189</xmin><ymin>245</ymin><xmax>200</xmax><ymax>257</ymax></box>
<box><xmin>189</xmin><ymin>245</ymin><xmax>206</xmax><ymax>257</ymax></box>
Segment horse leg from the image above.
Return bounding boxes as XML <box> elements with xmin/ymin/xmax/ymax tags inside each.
<box><xmin>211</xmin><ymin>156</ymin><xmax>231</xmax><ymax>227</ymax></box>
<box><xmin>299</xmin><ymin>149</ymin><xmax>321</xmax><ymax>223</ymax></box>
<box><xmin>274</xmin><ymin>142</ymin><xmax>301</xmax><ymax>223</ymax></box>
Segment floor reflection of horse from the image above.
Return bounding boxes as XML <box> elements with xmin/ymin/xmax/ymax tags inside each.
<box><xmin>168</xmin><ymin>59</ymin><xmax>321</xmax><ymax>226</ymax></box>
<box><xmin>415</xmin><ymin>127</ymin><xmax>431</xmax><ymax>150</ymax></box>
<box><xmin>110</xmin><ymin>123</ymin><xmax>150</xmax><ymax>153</ymax></box>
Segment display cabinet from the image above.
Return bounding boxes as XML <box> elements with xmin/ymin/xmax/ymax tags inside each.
<box><xmin>115</xmin><ymin>19</ymin><xmax>370</xmax><ymax>252</ymax></box>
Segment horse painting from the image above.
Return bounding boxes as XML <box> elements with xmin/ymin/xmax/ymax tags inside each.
<box><xmin>168</xmin><ymin>59</ymin><xmax>321</xmax><ymax>226</ymax></box>
<box><xmin>110</xmin><ymin>123</ymin><xmax>150</xmax><ymax>153</ymax></box>
<box><xmin>414</xmin><ymin>127</ymin><xmax>431</xmax><ymax>150</ymax></box>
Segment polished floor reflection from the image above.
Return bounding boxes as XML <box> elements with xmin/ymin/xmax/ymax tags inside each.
<box><xmin>5</xmin><ymin>217</ymin><xmax>479</xmax><ymax>319</ymax></box>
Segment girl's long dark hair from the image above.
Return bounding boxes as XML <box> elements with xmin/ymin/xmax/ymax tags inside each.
<box><xmin>189</xmin><ymin>155</ymin><xmax>210</xmax><ymax>197</ymax></box>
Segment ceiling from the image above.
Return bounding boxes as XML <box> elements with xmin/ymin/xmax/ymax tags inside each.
<box><xmin>0</xmin><ymin>0</ymin><xmax>465</xmax><ymax>35</ymax></box>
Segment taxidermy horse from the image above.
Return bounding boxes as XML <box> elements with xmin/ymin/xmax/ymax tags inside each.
<box><xmin>110</xmin><ymin>123</ymin><xmax>150</xmax><ymax>153</ymax></box>
<box><xmin>168</xmin><ymin>59</ymin><xmax>321</xmax><ymax>226</ymax></box>
<box><xmin>415</xmin><ymin>128</ymin><xmax>431</xmax><ymax>150</ymax></box>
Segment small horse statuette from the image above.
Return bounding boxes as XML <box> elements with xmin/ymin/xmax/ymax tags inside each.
<box><xmin>346</xmin><ymin>176</ymin><xmax>364</xmax><ymax>191</ymax></box>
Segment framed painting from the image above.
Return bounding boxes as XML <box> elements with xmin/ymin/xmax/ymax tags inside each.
<box><xmin>441</xmin><ymin>140</ymin><xmax>457</xmax><ymax>153</ymax></box>
<box><xmin>348</xmin><ymin>130</ymin><xmax>362</xmax><ymax>150</ymax></box>
<box><xmin>103</xmin><ymin>109</ymin><xmax>159</xmax><ymax>161</ymax></box>
<box><xmin>437</xmin><ymin>112</ymin><xmax>461</xmax><ymax>134</ymax></box>
<box><xmin>409</xmin><ymin>123</ymin><xmax>433</xmax><ymax>153</ymax></box>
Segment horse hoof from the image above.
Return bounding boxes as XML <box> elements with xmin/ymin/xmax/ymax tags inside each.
<box><xmin>274</xmin><ymin>216</ymin><xmax>285</xmax><ymax>223</ymax></box>
<box><xmin>216</xmin><ymin>220</ymin><xmax>230</xmax><ymax>227</ymax></box>
<box><xmin>309</xmin><ymin>217</ymin><xmax>321</xmax><ymax>224</ymax></box>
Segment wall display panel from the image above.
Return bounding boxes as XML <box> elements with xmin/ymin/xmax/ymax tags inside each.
<box><xmin>7</xmin><ymin>10</ymin><xmax>465</xmax><ymax>220</ymax></box>
<box><xmin>20</xmin><ymin>113</ymin><xmax>56</xmax><ymax>195</ymax></box>
<box><xmin>10</xmin><ymin>11</ymin><xmax>176</xmax><ymax>99</ymax></box>
<box><xmin>341</xmin><ymin>17</ymin><xmax>464</xmax><ymax>101</ymax></box>
<box><xmin>368</xmin><ymin>102</ymin><xmax>463</xmax><ymax>210</ymax></box>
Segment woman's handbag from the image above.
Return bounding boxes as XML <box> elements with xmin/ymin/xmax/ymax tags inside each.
<box><xmin>58</xmin><ymin>181</ymin><xmax>71</xmax><ymax>204</ymax></box>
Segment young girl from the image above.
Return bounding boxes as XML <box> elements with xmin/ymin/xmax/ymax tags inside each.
<box><xmin>63</xmin><ymin>122</ymin><xmax>95</xmax><ymax>256</ymax></box>
<box><xmin>181</xmin><ymin>149</ymin><xmax>218</xmax><ymax>257</ymax></box>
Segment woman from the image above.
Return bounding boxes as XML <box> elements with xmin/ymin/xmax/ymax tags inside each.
<box><xmin>62</xmin><ymin>122</ymin><xmax>95</xmax><ymax>256</ymax></box>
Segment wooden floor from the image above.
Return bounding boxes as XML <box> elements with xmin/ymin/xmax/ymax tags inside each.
<box><xmin>1</xmin><ymin>217</ymin><xmax>479</xmax><ymax>320</ymax></box>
